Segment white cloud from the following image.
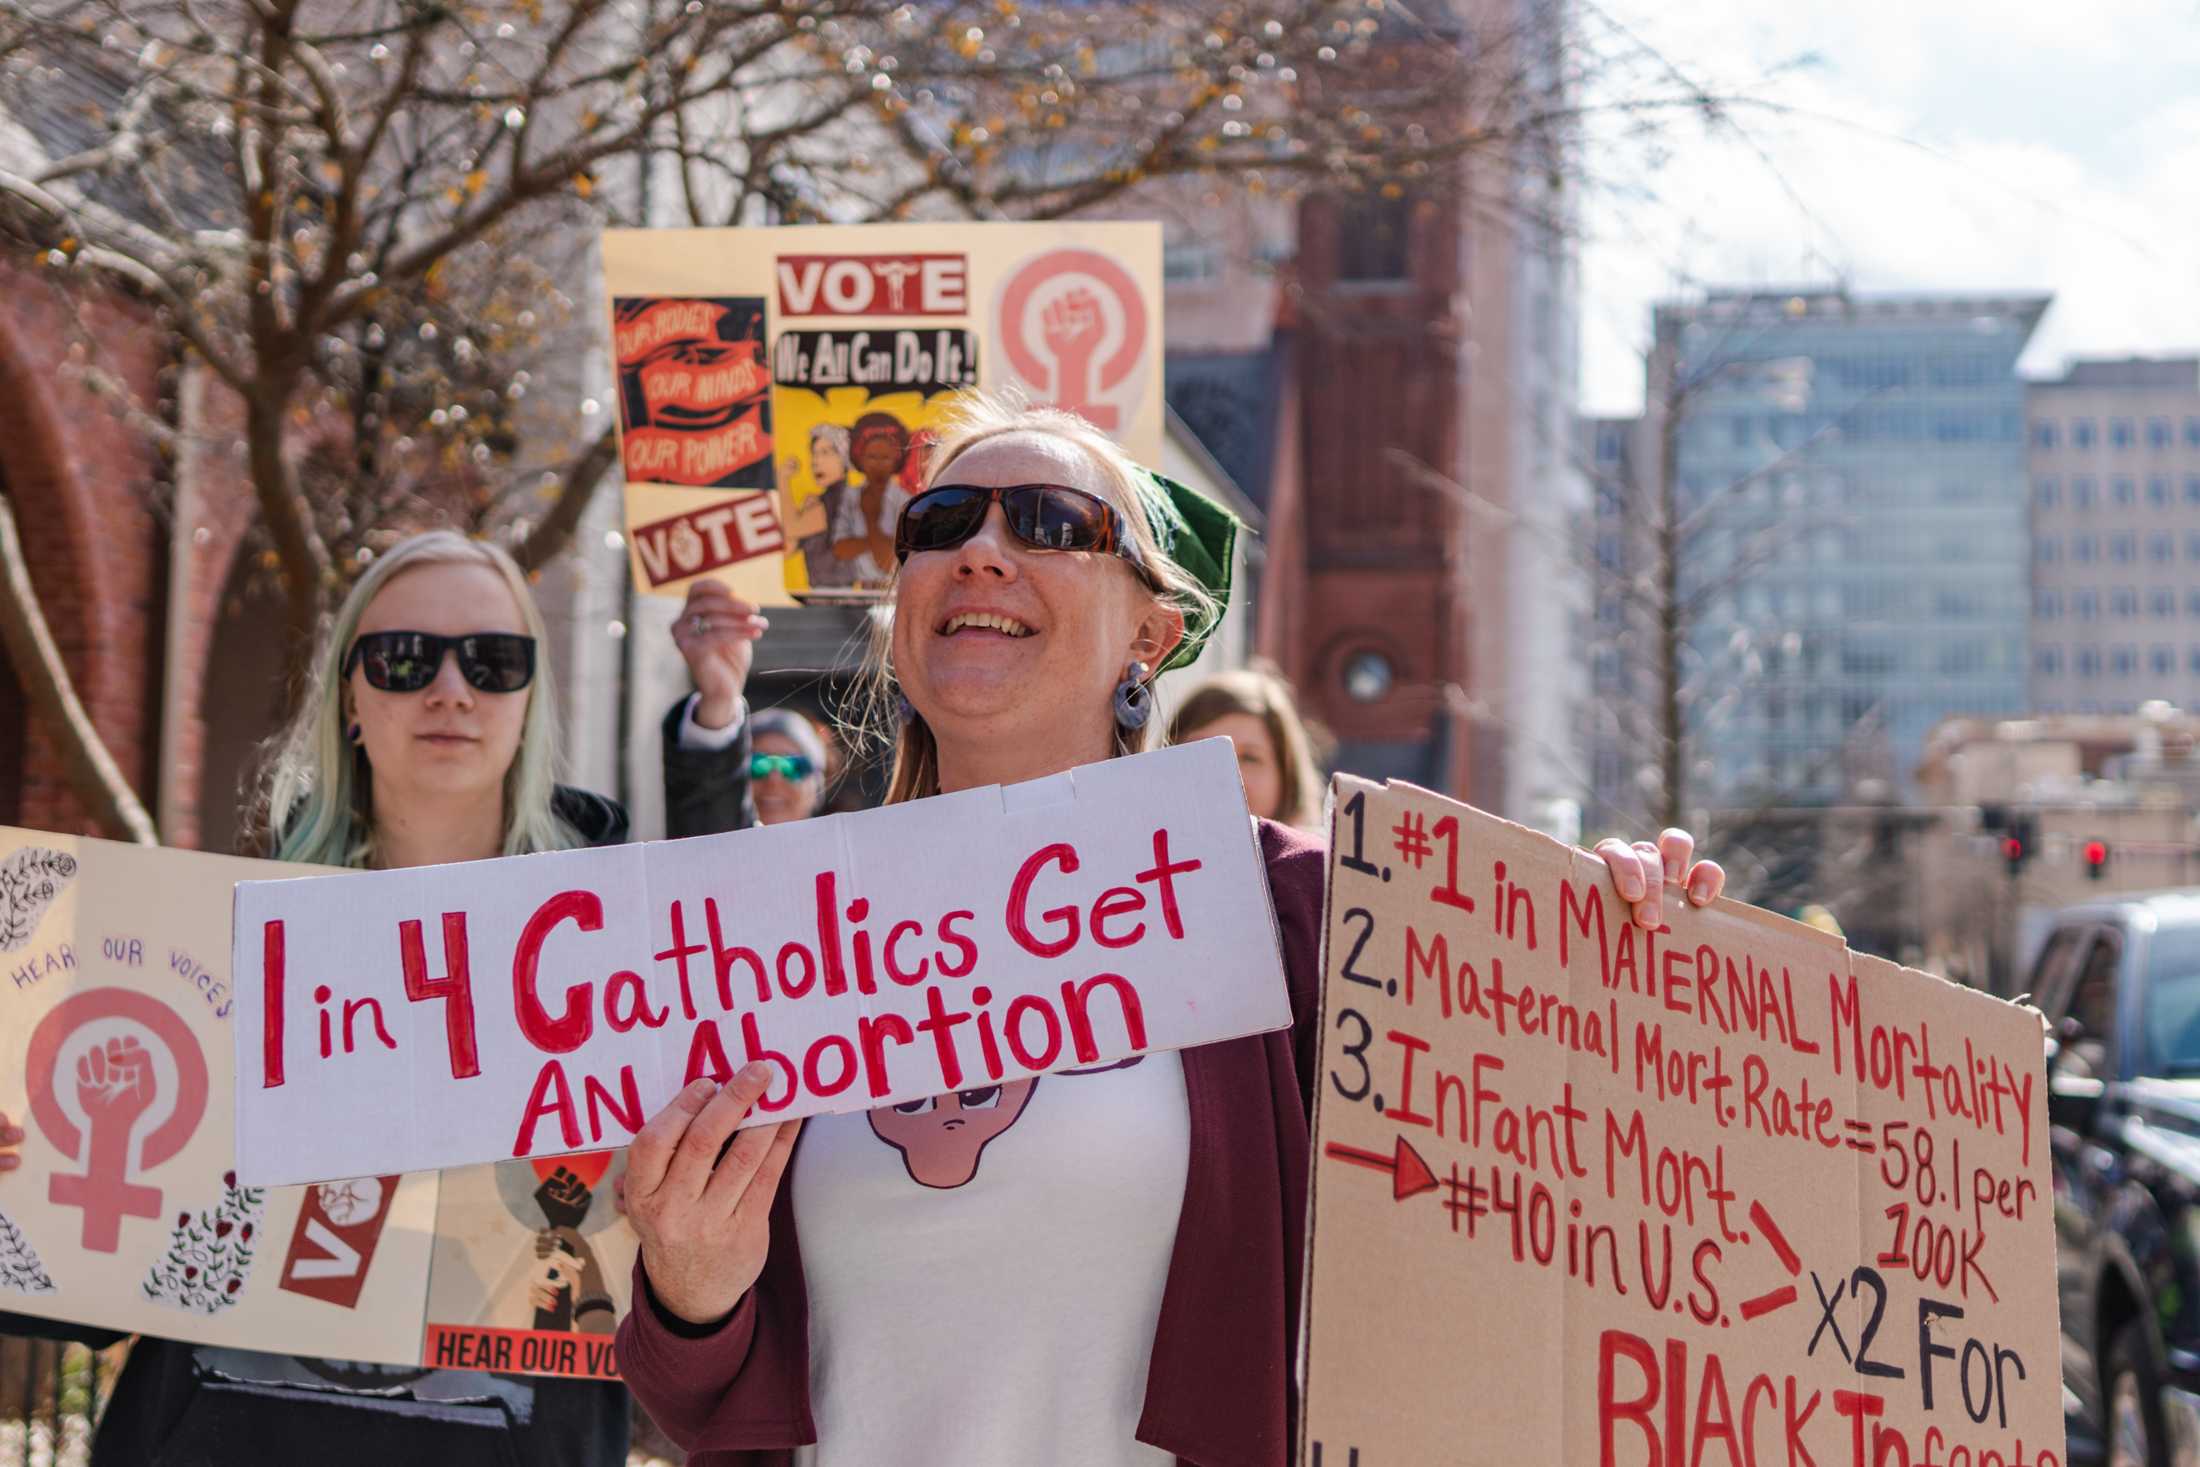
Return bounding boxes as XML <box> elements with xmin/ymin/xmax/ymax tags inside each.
<box><xmin>1578</xmin><ymin>0</ymin><xmax>2200</xmax><ymax>415</ymax></box>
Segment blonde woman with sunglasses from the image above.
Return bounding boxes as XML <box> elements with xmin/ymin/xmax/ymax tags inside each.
<box><xmin>1</xmin><ymin>529</ymin><xmax>762</xmax><ymax>1466</ymax></box>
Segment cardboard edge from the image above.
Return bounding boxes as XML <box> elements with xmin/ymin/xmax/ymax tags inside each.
<box><xmin>1294</xmin><ymin>770</ymin><xmax>1377</xmax><ymax>1467</ymax></box>
<box><xmin>230</xmin><ymin>879</ymin><xmax>256</xmax><ymax>1187</ymax></box>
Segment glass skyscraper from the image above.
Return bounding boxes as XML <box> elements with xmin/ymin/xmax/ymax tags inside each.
<box><xmin>1649</xmin><ymin>289</ymin><xmax>2047</xmax><ymax>807</ymax></box>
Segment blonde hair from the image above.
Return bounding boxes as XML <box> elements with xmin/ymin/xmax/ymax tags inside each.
<box><xmin>1167</xmin><ymin>663</ymin><xmax>1327</xmax><ymax>830</ymax></box>
<box><xmin>259</xmin><ymin>530</ymin><xmax>579</xmax><ymax>867</ymax></box>
<box><xmin>854</xmin><ymin>392</ymin><xmax>1221</xmax><ymax>805</ymax></box>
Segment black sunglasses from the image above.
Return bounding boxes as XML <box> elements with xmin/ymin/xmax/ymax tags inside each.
<box><xmin>345</xmin><ymin>631</ymin><xmax>537</xmax><ymax>694</ymax></box>
<box><xmin>894</xmin><ymin>483</ymin><xmax>1149</xmax><ymax>576</ymax></box>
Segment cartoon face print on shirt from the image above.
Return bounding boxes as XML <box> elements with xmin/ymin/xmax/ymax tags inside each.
<box><xmin>868</xmin><ymin>1079</ymin><xmax>1039</xmax><ymax>1188</ymax></box>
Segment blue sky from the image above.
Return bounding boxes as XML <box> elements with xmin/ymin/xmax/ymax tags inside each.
<box><xmin>1578</xmin><ymin>0</ymin><xmax>2200</xmax><ymax>414</ymax></box>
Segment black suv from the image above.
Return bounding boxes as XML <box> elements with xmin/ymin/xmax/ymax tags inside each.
<box><xmin>2036</xmin><ymin>892</ymin><xmax>2200</xmax><ymax>1467</ymax></box>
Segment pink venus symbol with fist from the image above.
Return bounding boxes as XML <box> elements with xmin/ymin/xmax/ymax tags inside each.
<box><xmin>25</xmin><ymin>988</ymin><xmax>209</xmax><ymax>1252</ymax></box>
<box><xmin>997</xmin><ymin>249</ymin><xmax>1148</xmax><ymax>432</ymax></box>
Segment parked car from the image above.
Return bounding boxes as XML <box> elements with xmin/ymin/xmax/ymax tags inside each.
<box><xmin>2035</xmin><ymin>891</ymin><xmax>2200</xmax><ymax>1467</ymax></box>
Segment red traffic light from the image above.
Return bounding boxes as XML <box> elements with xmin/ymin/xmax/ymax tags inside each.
<box><xmin>2002</xmin><ymin>837</ymin><xmax>2025</xmax><ymax>860</ymax></box>
<box><xmin>2083</xmin><ymin>839</ymin><xmax>2109</xmax><ymax>879</ymax></box>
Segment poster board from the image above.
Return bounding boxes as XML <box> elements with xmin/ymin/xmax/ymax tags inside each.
<box><xmin>0</xmin><ymin>831</ymin><xmax>434</xmax><ymax>1364</ymax></box>
<box><xmin>601</xmin><ymin>221</ymin><xmax>1164</xmax><ymax>604</ymax></box>
<box><xmin>1299</xmin><ymin>777</ymin><xmax>2063</xmax><ymax>1467</ymax></box>
<box><xmin>421</xmin><ymin>1151</ymin><xmax>635</xmax><ymax>1380</ymax></box>
<box><xmin>233</xmin><ymin>739</ymin><xmax>1289</xmax><ymax>1186</ymax></box>
<box><xmin>0</xmin><ymin>829</ymin><xmax>638</xmax><ymax>1379</ymax></box>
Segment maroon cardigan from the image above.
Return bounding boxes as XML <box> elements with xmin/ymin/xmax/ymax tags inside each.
<box><xmin>617</xmin><ymin>819</ymin><xmax>1328</xmax><ymax>1467</ymax></box>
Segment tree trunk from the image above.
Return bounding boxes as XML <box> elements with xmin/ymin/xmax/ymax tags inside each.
<box><xmin>0</xmin><ymin>497</ymin><xmax>159</xmax><ymax>844</ymax></box>
<box><xmin>514</xmin><ymin>426</ymin><xmax>619</xmax><ymax>573</ymax></box>
<box><xmin>244</xmin><ymin>384</ymin><xmax>334</xmax><ymax>679</ymax></box>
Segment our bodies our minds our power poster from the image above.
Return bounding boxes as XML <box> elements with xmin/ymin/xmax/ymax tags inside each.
<box><xmin>1297</xmin><ymin>778</ymin><xmax>2064</xmax><ymax>1467</ymax></box>
<box><xmin>0</xmin><ymin>827</ymin><xmax>633</xmax><ymax>1380</ymax></box>
<box><xmin>602</xmin><ymin>220</ymin><xmax>1165</xmax><ymax>606</ymax></box>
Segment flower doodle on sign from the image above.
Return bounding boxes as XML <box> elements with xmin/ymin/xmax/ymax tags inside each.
<box><xmin>0</xmin><ymin>847</ymin><xmax>76</xmax><ymax>952</ymax></box>
<box><xmin>25</xmin><ymin>988</ymin><xmax>210</xmax><ymax>1252</ymax></box>
<box><xmin>0</xmin><ymin>1206</ymin><xmax>56</xmax><ymax>1295</ymax></box>
<box><xmin>143</xmin><ymin>1169</ymin><xmax>266</xmax><ymax>1315</ymax></box>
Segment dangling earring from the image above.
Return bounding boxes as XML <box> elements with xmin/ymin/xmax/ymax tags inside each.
<box><xmin>895</xmin><ymin>693</ymin><xmax>917</xmax><ymax>726</ymax></box>
<box><xmin>345</xmin><ymin>721</ymin><xmax>362</xmax><ymax>745</ymax></box>
<box><xmin>1113</xmin><ymin>661</ymin><xmax>1153</xmax><ymax>731</ymax></box>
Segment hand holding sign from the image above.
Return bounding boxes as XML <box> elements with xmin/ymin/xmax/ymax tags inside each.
<box><xmin>625</xmin><ymin>1066</ymin><xmax>801</xmax><ymax>1327</ymax></box>
<box><xmin>1591</xmin><ymin>828</ymin><xmax>1726</xmax><ymax>931</ymax></box>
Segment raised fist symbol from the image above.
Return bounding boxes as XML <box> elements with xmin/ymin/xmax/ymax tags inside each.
<box><xmin>533</xmin><ymin>1165</ymin><xmax>594</xmax><ymax>1231</ymax></box>
<box><xmin>1041</xmin><ymin>287</ymin><xmax>1104</xmax><ymax>363</ymax></box>
<box><xmin>77</xmin><ymin>1035</ymin><xmax>155</xmax><ymax>1128</ymax></box>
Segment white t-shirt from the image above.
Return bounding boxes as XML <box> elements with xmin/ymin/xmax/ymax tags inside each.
<box><xmin>790</xmin><ymin>1053</ymin><xmax>1191</xmax><ymax>1467</ymax></box>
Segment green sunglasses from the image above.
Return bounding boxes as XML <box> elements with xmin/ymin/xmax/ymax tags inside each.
<box><xmin>751</xmin><ymin>752</ymin><xmax>817</xmax><ymax>782</ymax></box>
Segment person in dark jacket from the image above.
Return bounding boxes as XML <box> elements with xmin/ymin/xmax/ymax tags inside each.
<box><xmin>1</xmin><ymin>529</ymin><xmax>761</xmax><ymax>1465</ymax></box>
<box><xmin>612</xmin><ymin>395</ymin><xmax>1729</xmax><ymax>1466</ymax></box>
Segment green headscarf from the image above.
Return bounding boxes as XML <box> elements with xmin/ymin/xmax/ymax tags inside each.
<box><xmin>1132</xmin><ymin>468</ymin><xmax>1240</xmax><ymax>674</ymax></box>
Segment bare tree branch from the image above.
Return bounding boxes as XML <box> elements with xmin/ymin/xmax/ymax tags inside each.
<box><xmin>0</xmin><ymin>495</ymin><xmax>159</xmax><ymax>844</ymax></box>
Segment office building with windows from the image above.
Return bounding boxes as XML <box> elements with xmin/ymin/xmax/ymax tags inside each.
<box><xmin>1583</xmin><ymin>414</ymin><xmax>1649</xmax><ymax>828</ymax></box>
<box><xmin>1641</xmin><ymin>288</ymin><xmax>2046</xmax><ymax>808</ymax></box>
<box><xmin>2027</xmin><ymin>357</ymin><xmax>2200</xmax><ymax>714</ymax></box>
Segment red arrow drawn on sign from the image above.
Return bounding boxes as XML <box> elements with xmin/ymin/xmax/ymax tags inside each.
<box><xmin>1323</xmin><ymin>1135</ymin><xmax>1439</xmax><ymax>1202</ymax></box>
<box><xmin>1737</xmin><ymin>1198</ymin><xmax>1803</xmax><ymax>1321</ymax></box>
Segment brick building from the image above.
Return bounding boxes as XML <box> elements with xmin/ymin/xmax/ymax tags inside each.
<box><xmin>0</xmin><ymin>252</ymin><xmax>272</xmax><ymax>850</ymax></box>
<box><xmin>1159</xmin><ymin>24</ymin><xmax>1591</xmax><ymax>824</ymax></box>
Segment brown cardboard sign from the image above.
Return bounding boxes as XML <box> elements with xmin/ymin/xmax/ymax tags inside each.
<box><xmin>1300</xmin><ymin>777</ymin><xmax>2063</xmax><ymax>1467</ymax></box>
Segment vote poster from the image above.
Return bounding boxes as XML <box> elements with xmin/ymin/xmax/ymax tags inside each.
<box><xmin>1298</xmin><ymin>779</ymin><xmax>2063</xmax><ymax>1467</ymax></box>
<box><xmin>602</xmin><ymin>220</ymin><xmax>1164</xmax><ymax>604</ymax></box>
<box><xmin>0</xmin><ymin>829</ymin><xmax>640</xmax><ymax>1379</ymax></box>
<box><xmin>231</xmin><ymin>739</ymin><xmax>1288</xmax><ymax>1184</ymax></box>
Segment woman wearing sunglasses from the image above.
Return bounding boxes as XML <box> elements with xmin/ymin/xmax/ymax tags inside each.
<box><xmin>613</xmin><ymin>395</ymin><xmax>1724</xmax><ymax>1467</ymax></box>
<box><xmin>744</xmin><ymin>707</ymin><xmax>830</xmax><ymax>825</ymax></box>
<box><xmin>0</xmin><ymin>528</ymin><xmax>761</xmax><ymax>1467</ymax></box>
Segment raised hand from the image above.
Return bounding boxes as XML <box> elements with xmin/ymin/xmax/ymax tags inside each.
<box><xmin>533</xmin><ymin>1165</ymin><xmax>594</xmax><ymax>1231</ymax></box>
<box><xmin>529</xmin><ymin>1233</ymin><xmax>579</xmax><ymax>1318</ymax></box>
<box><xmin>1592</xmin><ymin>828</ymin><xmax>1725</xmax><ymax>931</ymax></box>
<box><xmin>1042</xmin><ymin>287</ymin><xmax>1104</xmax><ymax>362</ymax></box>
<box><xmin>530</xmin><ymin>1226</ymin><xmax>613</xmax><ymax>1334</ymax></box>
<box><xmin>1041</xmin><ymin>286</ymin><xmax>1103</xmax><ymax>397</ymax></box>
<box><xmin>77</xmin><ymin>1035</ymin><xmax>155</xmax><ymax>1128</ymax></box>
<box><xmin>625</xmin><ymin>1064</ymin><xmax>801</xmax><ymax>1327</ymax></box>
<box><xmin>670</xmin><ymin>580</ymin><xmax>768</xmax><ymax>731</ymax></box>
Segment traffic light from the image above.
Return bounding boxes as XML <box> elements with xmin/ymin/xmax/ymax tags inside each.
<box><xmin>2003</xmin><ymin>814</ymin><xmax>2037</xmax><ymax>876</ymax></box>
<box><xmin>2083</xmin><ymin>838</ymin><xmax>2110</xmax><ymax>881</ymax></box>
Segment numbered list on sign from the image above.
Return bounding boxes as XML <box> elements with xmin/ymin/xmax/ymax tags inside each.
<box><xmin>1298</xmin><ymin>779</ymin><xmax>2062</xmax><ymax>1467</ymax></box>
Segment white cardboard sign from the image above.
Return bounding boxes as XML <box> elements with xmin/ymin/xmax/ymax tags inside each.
<box><xmin>232</xmin><ymin>740</ymin><xmax>1289</xmax><ymax>1185</ymax></box>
